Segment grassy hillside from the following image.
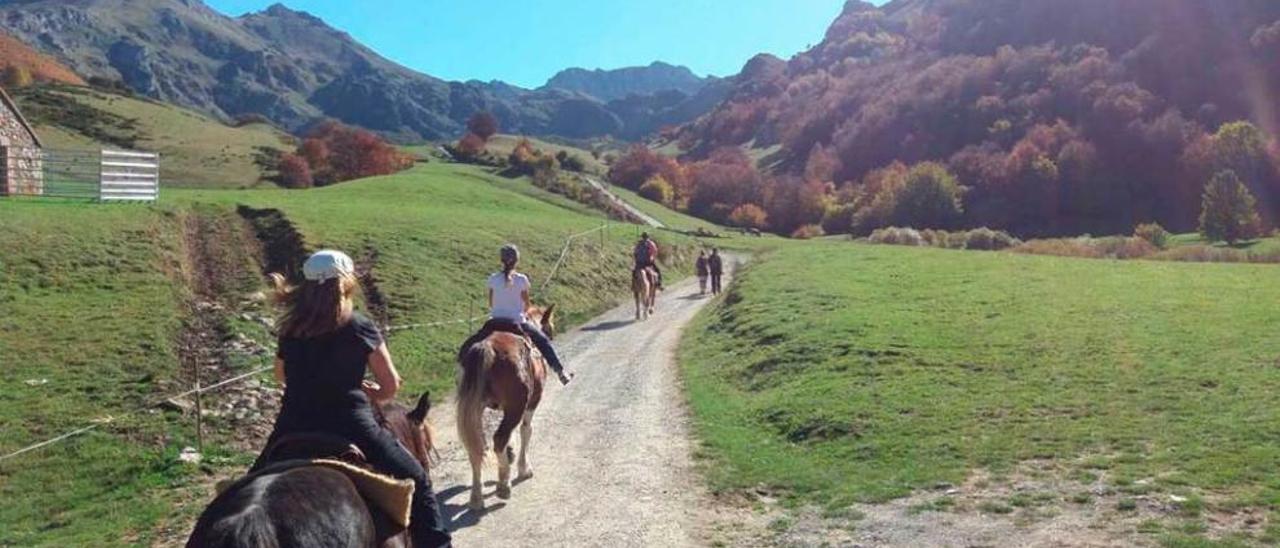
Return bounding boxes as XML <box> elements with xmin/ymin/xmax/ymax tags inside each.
<box><xmin>12</xmin><ymin>85</ymin><xmax>293</xmax><ymax>189</ymax></box>
<box><xmin>681</xmin><ymin>242</ymin><xmax>1280</xmax><ymax>545</ymax></box>
<box><xmin>484</xmin><ymin>134</ymin><xmax>607</xmax><ymax>174</ymax></box>
<box><xmin>0</xmin><ymin>162</ymin><xmax>695</xmax><ymax>545</ymax></box>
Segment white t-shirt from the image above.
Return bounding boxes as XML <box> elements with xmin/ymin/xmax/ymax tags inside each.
<box><xmin>488</xmin><ymin>272</ymin><xmax>530</xmax><ymax>323</ymax></box>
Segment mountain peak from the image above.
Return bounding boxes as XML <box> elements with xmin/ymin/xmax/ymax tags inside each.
<box><xmin>544</xmin><ymin>62</ymin><xmax>707</xmax><ymax>102</ymax></box>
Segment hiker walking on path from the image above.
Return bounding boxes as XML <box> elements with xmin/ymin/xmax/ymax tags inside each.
<box><xmin>708</xmin><ymin>248</ymin><xmax>724</xmax><ymax>296</ymax></box>
<box><xmin>695</xmin><ymin>251</ymin><xmax>709</xmax><ymax>295</ymax></box>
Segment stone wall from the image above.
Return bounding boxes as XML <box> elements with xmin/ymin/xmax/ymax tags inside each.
<box><xmin>0</xmin><ymin>94</ymin><xmax>43</xmax><ymax>196</ymax></box>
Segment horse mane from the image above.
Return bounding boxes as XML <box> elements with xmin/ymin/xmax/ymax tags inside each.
<box><xmin>187</xmin><ymin>476</ymin><xmax>280</xmax><ymax>548</ymax></box>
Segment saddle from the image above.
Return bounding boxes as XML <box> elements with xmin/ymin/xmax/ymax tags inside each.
<box><xmin>457</xmin><ymin>319</ymin><xmax>533</xmax><ymax>362</ymax></box>
<box><xmin>261</xmin><ymin>432</ymin><xmax>368</xmax><ymax>465</ymax></box>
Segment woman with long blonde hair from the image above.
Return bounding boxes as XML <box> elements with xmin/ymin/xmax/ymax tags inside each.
<box><xmin>252</xmin><ymin>250</ymin><xmax>451</xmax><ymax>547</ymax></box>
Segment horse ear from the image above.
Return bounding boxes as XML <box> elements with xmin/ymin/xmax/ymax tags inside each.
<box><xmin>408</xmin><ymin>391</ymin><xmax>431</xmax><ymax>424</ymax></box>
<box><xmin>544</xmin><ymin>303</ymin><xmax>556</xmax><ymax>320</ymax></box>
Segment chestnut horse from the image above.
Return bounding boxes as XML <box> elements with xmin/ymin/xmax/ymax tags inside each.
<box><xmin>632</xmin><ymin>267</ymin><xmax>657</xmax><ymax>320</ymax></box>
<box><xmin>186</xmin><ymin>393</ymin><xmax>437</xmax><ymax>548</ymax></box>
<box><xmin>456</xmin><ymin>305</ymin><xmax>557</xmax><ymax>511</ymax></box>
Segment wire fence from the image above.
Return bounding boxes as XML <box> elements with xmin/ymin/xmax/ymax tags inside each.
<box><xmin>0</xmin><ymin>222</ymin><xmax>613</xmax><ymax>463</ymax></box>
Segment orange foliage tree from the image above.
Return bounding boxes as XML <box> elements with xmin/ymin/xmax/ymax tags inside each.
<box><xmin>283</xmin><ymin>121</ymin><xmax>412</xmax><ymax>187</ymax></box>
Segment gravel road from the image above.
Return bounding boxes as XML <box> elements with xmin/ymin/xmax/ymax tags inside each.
<box><xmin>428</xmin><ymin>270</ymin><xmax>733</xmax><ymax>547</ymax></box>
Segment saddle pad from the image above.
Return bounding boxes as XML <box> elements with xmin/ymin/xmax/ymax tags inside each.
<box><xmin>312</xmin><ymin>459</ymin><xmax>416</xmax><ymax>529</ymax></box>
<box><xmin>219</xmin><ymin>459</ymin><xmax>416</xmax><ymax>529</ymax></box>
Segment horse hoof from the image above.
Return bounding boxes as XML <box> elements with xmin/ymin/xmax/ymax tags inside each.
<box><xmin>496</xmin><ymin>484</ymin><xmax>512</xmax><ymax>499</ymax></box>
<box><xmin>518</xmin><ymin>469</ymin><xmax>533</xmax><ymax>480</ymax></box>
<box><xmin>469</xmin><ymin>499</ymin><xmax>484</xmax><ymax>511</ymax></box>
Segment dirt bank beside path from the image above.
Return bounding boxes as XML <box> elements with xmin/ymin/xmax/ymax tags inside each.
<box><xmin>430</xmin><ymin>263</ymin><xmax>757</xmax><ymax>547</ymax></box>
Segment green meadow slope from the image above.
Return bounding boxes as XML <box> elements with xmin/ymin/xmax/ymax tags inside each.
<box><xmin>681</xmin><ymin>242</ymin><xmax>1280</xmax><ymax>545</ymax></box>
<box><xmin>0</xmin><ymin>161</ymin><xmax>695</xmax><ymax>545</ymax></box>
<box><xmin>12</xmin><ymin>85</ymin><xmax>294</xmax><ymax>189</ymax></box>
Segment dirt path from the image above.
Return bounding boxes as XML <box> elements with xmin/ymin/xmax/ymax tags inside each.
<box><xmin>429</xmin><ymin>270</ymin><xmax>735</xmax><ymax>547</ymax></box>
<box><xmin>581</xmin><ymin>176</ymin><xmax>664</xmax><ymax>228</ymax></box>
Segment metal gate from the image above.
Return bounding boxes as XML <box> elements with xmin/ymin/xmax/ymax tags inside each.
<box><xmin>0</xmin><ymin>146</ymin><xmax>159</xmax><ymax>201</ymax></box>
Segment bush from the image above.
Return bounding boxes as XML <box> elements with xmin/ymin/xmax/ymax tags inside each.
<box><xmin>868</xmin><ymin>227</ymin><xmax>926</xmax><ymax>247</ymax></box>
<box><xmin>1152</xmin><ymin>245</ymin><xmax>1250</xmax><ymax>263</ymax></box>
<box><xmin>791</xmin><ymin>224</ymin><xmax>825</xmax><ymax>240</ymax></box>
<box><xmin>821</xmin><ymin>202</ymin><xmax>858</xmax><ymax>235</ymax></box>
<box><xmin>964</xmin><ymin>227</ymin><xmax>1020</xmax><ymax>250</ymax></box>
<box><xmin>728</xmin><ymin>204</ymin><xmax>769</xmax><ymax>230</ymax></box>
<box><xmin>556</xmin><ymin>150</ymin><xmax>588</xmax><ymax>173</ymax></box>
<box><xmin>467</xmin><ymin>112</ymin><xmax>499</xmax><ymax>141</ymax></box>
<box><xmin>891</xmin><ymin>162</ymin><xmax>965</xmax><ymax>229</ymax></box>
<box><xmin>1133</xmin><ymin>222</ymin><xmax>1170</xmax><ymax>249</ymax></box>
<box><xmin>920</xmin><ymin>229</ymin><xmax>950</xmax><ymax>248</ymax></box>
<box><xmin>639</xmin><ymin>176</ymin><xmax>675</xmax><ymax>206</ymax></box>
<box><xmin>1013</xmin><ymin>238</ymin><xmax>1105</xmax><ymax>258</ymax></box>
<box><xmin>455</xmin><ymin>132</ymin><xmax>486</xmax><ymax>160</ymax></box>
<box><xmin>277</xmin><ymin>153</ymin><xmax>313</xmax><ymax>189</ymax></box>
<box><xmin>1095</xmin><ymin>236</ymin><xmax>1158</xmax><ymax>259</ymax></box>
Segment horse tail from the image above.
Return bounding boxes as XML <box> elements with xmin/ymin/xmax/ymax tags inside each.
<box><xmin>457</xmin><ymin>340</ymin><xmax>494</xmax><ymax>463</ymax></box>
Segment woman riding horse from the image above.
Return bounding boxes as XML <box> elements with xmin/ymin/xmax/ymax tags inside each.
<box><xmin>238</xmin><ymin>250</ymin><xmax>451</xmax><ymax>547</ymax></box>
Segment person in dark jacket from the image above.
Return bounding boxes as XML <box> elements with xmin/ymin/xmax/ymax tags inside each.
<box><xmin>695</xmin><ymin>250</ymin><xmax>709</xmax><ymax>295</ymax></box>
<box><xmin>708</xmin><ymin>248</ymin><xmax>724</xmax><ymax>295</ymax></box>
<box><xmin>252</xmin><ymin>250</ymin><xmax>451</xmax><ymax>547</ymax></box>
<box><xmin>634</xmin><ymin>232</ymin><xmax>663</xmax><ymax>289</ymax></box>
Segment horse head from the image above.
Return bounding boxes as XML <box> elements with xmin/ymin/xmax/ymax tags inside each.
<box><xmin>528</xmin><ymin>304</ymin><xmax>558</xmax><ymax>340</ymax></box>
<box><xmin>380</xmin><ymin>391</ymin><xmax>438</xmax><ymax>468</ymax></box>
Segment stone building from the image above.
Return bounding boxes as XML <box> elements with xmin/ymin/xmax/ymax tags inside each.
<box><xmin>0</xmin><ymin>86</ymin><xmax>43</xmax><ymax>196</ymax></box>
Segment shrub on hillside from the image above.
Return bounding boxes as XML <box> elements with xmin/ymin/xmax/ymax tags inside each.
<box><xmin>2</xmin><ymin>66</ymin><xmax>32</xmax><ymax>88</ymax></box>
<box><xmin>1013</xmin><ymin>238</ymin><xmax>1104</xmax><ymax>258</ymax></box>
<box><xmin>891</xmin><ymin>162</ymin><xmax>965</xmax><ymax>229</ymax></box>
<box><xmin>455</xmin><ymin>132</ymin><xmax>487</xmax><ymax>160</ymax></box>
<box><xmin>964</xmin><ymin>227</ymin><xmax>1020</xmax><ymax>251</ymax></box>
<box><xmin>1133</xmin><ymin>222</ymin><xmax>1171</xmax><ymax>249</ymax></box>
<box><xmin>1200</xmin><ymin>170</ymin><xmax>1263</xmax><ymax>244</ymax></box>
<box><xmin>791</xmin><ymin>224</ymin><xmax>825</xmax><ymax>240</ymax></box>
<box><xmin>608</xmin><ymin>145</ymin><xmax>684</xmax><ymax>191</ymax></box>
<box><xmin>868</xmin><ymin>227</ymin><xmax>925</xmax><ymax>247</ymax></box>
<box><xmin>556</xmin><ymin>150</ymin><xmax>588</xmax><ymax>173</ymax></box>
<box><xmin>288</xmin><ymin>121</ymin><xmax>413</xmax><ymax>186</ymax></box>
<box><xmin>821</xmin><ymin>202</ymin><xmax>858</xmax><ymax>235</ymax></box>
<box><xmin>232</xmin><ymin>113</ymin><xmax>273</xmax><ymax>128</ymax></box>
<box><xmin>639</xmin><ymin>176</ymin><xmax>675</xmax><ymax>206</ymax></box>
<box><xmin>277</xmin><ymin>153</ymin><xmax>313</xmax><ymax>189</ymax></box>
<box><xmin>1152</xmin><ymin>245</ymin><xmax>1251</xmax><ymax>263</ymax></box>
<box><xmin>728</xmin><ymin>204</ymin><xmax>769</xmax><ymax>230</ymax></box>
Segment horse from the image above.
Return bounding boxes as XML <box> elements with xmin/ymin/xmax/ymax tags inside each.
<box><xmin>632</xmin><ymin>266</ymin><xmax>657</xmax><ymax>320</ymax></box>
<box><xmin>455</xmin><ymin>305</ymin><xmax>557</xmax><ymax>511</ymax></box>
<box><xmin>185</xmin><ymin>393</ymin><xmax>438</xmax><ymax>548</ymax></box>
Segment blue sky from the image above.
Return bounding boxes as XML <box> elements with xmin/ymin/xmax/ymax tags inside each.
<box><xmin>205</xmin><ymin>0</ymin><xmax>863</xmax><ymax>88</ymax></box>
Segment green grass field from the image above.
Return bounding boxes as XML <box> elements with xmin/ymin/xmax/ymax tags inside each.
<box><xmin>680</xmin><ymin>241</ymin><xmax>1280</xmax><ymax>545</ymax></box>
<box><xmin>0</xmin><ymin>161</ymin><xmax>696</xmax><ymax>545</ymax></box>
<box><xmin>14</xmin><ymin>85</ymin><xmax>294</xmax><ymax>189</ymax></box>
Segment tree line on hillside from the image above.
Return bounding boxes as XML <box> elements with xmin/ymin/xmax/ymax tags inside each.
<box><xmin>658</xmin><ymin>0</ymin><xmax>1280</xmax><ymax>241</ymax></box>
<box><xmin>277</xmin><ymin>121</ymin><xmax>414</xmax><ymax>188</ymax></box>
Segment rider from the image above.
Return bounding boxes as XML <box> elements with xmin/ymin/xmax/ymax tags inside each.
<box><xmin>634</xmin><ymin>232</ymin><xmax>663</xmax><ymax>290</ymax></box>
<box><xmin>486</xmin><ymin>244</ymin><xmax>574</xmax><ymax>385</ymax></box>
<box><xmin>252</xmin><ymin>250</ymin><xmax>451</xmax><ymax>547</ymax></box>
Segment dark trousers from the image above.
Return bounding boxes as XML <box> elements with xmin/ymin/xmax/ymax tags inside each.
<box><xmin>253</xmin><ymin>411</ymin><xmax>452</xmax><ymax>547</ymax></box>
<box><xmin>522</xmin><ymin>320</ymin><xmax>565</xmax><ymax>374</ymax></box>
<box><xmin>711</xmin><ymin>273</ymin><xmax>723</xmax><ymax>294</ymax></box>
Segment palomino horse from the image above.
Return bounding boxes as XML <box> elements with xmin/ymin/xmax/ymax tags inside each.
<box><xmin>632</xmin><ymin>267</ymin><xmax>657</xmax><ymax>320</ymax></box>
<box><xmin>186</xmin><ymin>393</ymin><xmax>437</xmax><ymax>548</ymax></box>
<box><xmin>456</xmin><ymin>305</ymin><xmax>557</xmax><ymax>511</ymax></box>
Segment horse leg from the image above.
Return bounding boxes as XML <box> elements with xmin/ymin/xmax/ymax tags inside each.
<box><xmin>517</xmin><ymin>413</ymin><xmax>533</xmax><ymax>480</ymax></box>
<box><xmin>467</xmin><ymin>440</ymin><xmax>484</xmax><ymax>511</ymax></box>
<box><xmin>493</xmin><ymin>409</ymin><xmax>522</xmax><ymax>499</ymax></box>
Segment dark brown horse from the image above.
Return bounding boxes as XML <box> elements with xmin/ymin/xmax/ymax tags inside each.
<box><xmin>456</xmin><ymin>305</ymin><xmax>556</xmax><ymax>511</ymax></box>
<box><xmin>185</xmin><ymin>393</ymin><xmax>438</xmax><ymax>548</ymax></box>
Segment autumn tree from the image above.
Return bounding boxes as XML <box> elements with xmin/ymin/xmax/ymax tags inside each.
<box><xmin>1199</xmin><ymin>170</ymin><xmax>1262</xmax><ymax>244</ymax></box>
<box><xmin>2</xmin><ymin>66</ymin><xmax>33</xmax><ymax>88</ymax></box>
<box><xmin>891</xmin><ymin>162</ymin><xmax>965</xmax><ymax>229</ymax></box>
<box><xmin>639</xmin><ymin>176</ymin><xmax>675</xmax><ymax>206</ymax></box>
<box><xmin>764</xmin><ymin>176</ymin><xmax>830</xmax><ymax>235</ymax></box>
<box><xmin>278</xmin><ymin>153</ymin><xmax>313</xmax><ymax>189</ymax></box>
<box><xmin>467</xmin><ymin>112</ymin><xmax>499</xmax><ymax>141</ymax></box>
<box><xmin>728</xmin><ymin>204</ymin><xmax>769</xmax><ymax>230</ymax></box>
<box><xmin>608</xmin><ymin>145</ymin><xmax>684</xmax><ymax>191</ymax></box>
<box><xmin>455</xmin><ymin>132</ymin><xmax>486</xmax><ymax>159</ymax></box>
<box><xmin>291</xmin><ymin>121</ymin><xmax>412</xmax><ymax>186</ymax></box>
